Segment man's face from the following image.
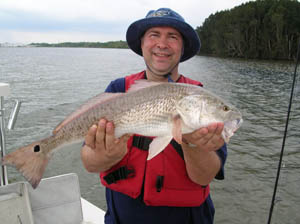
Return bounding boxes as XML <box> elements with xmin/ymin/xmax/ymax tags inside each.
<box><xmin>141</xmin><ymin>26</ymin><xmax>183</xmax><ymax>76</ymax></box>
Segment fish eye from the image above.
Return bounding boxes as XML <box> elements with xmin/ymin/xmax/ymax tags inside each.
<box><xmin>34</xmin><ymin>145</ymin><xmax>40</xmax><ymax>152</ymax></box>
<box><xmin>223</xmin><ymin>105</ymin><xmax>230</xmax><ymax>112</ymax></box>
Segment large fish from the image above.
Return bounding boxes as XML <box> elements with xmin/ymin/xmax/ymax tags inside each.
<box><xmin>2</xmin><ymin>80</ymin><xmax>243</xmax><ymax>188</ymax></box>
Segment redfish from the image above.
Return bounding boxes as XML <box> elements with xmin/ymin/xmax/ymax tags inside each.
<box><xmin>2</xmin><ymin>80</ymin><xmax>242</xmax><ymax>188</ymax></box>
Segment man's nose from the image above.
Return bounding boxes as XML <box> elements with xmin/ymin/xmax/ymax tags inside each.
<box><xmin>156</xmin><ymin>37</ymin><xmax>169</xmax><ymax>49</ymax></box>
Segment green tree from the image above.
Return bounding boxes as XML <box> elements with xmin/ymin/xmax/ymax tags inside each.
<box><xmin>196</xmin><ymin>0</ymin><xmax>300</xmax><ymax>60</ymax></box>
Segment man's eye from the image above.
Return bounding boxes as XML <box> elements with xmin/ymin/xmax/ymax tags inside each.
<box><xmin>150</xmin><ymin>33</ymin><xmax>159</xmax><ymax>37</ymax></box>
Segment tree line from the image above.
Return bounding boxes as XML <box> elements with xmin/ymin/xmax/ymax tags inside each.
<box><xmin>196</xmin><ymin>0</ymin><xmax>300</xmax><ymax>60</ymax></box>
<box><xmin>30</xmin><ymin>41</ymin><xmax>128</xmax><ymax>49</ymax></box>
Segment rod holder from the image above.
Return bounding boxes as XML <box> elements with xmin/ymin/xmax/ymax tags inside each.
<box><xmin>7</xmin><ymin>100</ymin><xmax>21</xmax><ymax>130</ymax></box>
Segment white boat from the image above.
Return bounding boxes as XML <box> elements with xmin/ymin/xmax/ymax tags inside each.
<box><xmin>0</xmin><ymin>83</ymin><xmax>106</xmax><ymax>224</ymax></box>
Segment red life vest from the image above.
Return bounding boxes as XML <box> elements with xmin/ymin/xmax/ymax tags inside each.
<box><xmin>100</xmin><ymin>71</ymin><xmax>210</xmax><ymax>207</ymax></box>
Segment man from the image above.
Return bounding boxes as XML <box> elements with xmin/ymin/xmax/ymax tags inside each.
<box><xmin>81</xmin><ymin>8</ymin><xmax>227</xmax><ymax>224</ymax></box>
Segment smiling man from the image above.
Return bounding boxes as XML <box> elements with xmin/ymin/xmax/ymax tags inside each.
<box><xmin>81</xmin><ymin>8</ymin><xmax>227</xmax><ymax>224</ymax></box>
<box><xmin>141</xmin><ymin>26</ymin><xmax>183</xmax><ymax>80</ymax></box>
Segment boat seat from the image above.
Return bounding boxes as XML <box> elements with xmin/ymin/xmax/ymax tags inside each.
<box><xmin>0</xmin><ymin>173</ymin><xmax>84</xmax><ymax>224</ymax></box>
<box><xmin>0</xmin><ymin>182</ymin><xmax>34</xmax><ymax>224</ymax></box>
<box><xmin>27</xmin><ymin>173</ymin><xmax>83</xmax><ymax>224</ymax></box>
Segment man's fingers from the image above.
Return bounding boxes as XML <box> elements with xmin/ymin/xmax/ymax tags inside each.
<box><xmin>203</xmin><ymin>123</ymin><xmax>224</xmax><ymax>149</ymax></box>
<box><xmin>199</xmin><ymin>123</ymin><xmax>223</xmax><ymax>141</ymax></box>
<box><xmin>85</xmin><ymin>124</ymin><xmax>97</xmax><ymax>149</ymax></box>
<box><xmin>95</xmin><ymin>119</ymin><xmax>106</xmax><ymax>148</ymax></box>
<box><xmin>207</xmin><ymin>122</ymin><xmax>223</xmax><ymax>135</ymax></box>
<box><xmin>184</xmin><ymin>123</ymin><xmax>224</xmax><ymax>148</ymax></box>
<box><xmin>215</xmin><ymin>123</ymin><xmax>224</xmax><ymax>135</ymax></box>
<box><xmin>105</xmin><ymin>121</ymin><xmax>116</xmax><ymax>150</ymax></box>
<box><xmin>192</xmin><ymin>127</ymin><xmax>208</xmax><ymax>139</ymax></box>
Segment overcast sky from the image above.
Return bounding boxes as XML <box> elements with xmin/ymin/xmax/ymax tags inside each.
<box><xmin>0</xmin><ymin>0</ymin><xmax>253</xmax><ymax>44</ymax></box>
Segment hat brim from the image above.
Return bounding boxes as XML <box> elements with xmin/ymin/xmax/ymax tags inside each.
<box><xmin>126</xmin><ymin>17</ymin><xmax>200</xmax><ymax>62</ymax></box>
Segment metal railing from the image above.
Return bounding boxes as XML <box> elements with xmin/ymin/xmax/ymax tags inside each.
<box><xmin>0</xmin><ymin>83</ymin><xmax>21</xmax><ymax>186</ymax></box>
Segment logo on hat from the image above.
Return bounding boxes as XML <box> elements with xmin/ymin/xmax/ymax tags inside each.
<box><xmin>147</xmin><ymin>9</ymin><xmax>170</xmax><ymax>18</ymax></box>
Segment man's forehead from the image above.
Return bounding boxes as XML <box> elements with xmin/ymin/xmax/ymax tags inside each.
<box><xmin>145</xmin><ymin>27</ymin><xmax>182</xmax><ymax>36</ymax></box>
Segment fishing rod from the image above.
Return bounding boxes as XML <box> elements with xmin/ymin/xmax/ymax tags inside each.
<box><xmin>267</xmin><ymin>40</ymin><xmax>300</xmax><ymax>224</ymax></box>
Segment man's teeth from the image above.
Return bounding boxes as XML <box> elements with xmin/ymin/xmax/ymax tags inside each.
<box><xmin>155</xmin><ymin>53</ymin><xmax>169</xmax><ymax>56</ymax></box>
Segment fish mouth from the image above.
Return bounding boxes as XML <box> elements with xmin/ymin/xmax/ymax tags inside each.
<box><xmin>223</xmin><ymin>118</ymin><xmax>243</xmax><ymax>143</ymax></box>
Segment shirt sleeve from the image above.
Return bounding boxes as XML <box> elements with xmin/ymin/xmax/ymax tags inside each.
<box><xmin>105</xmin><ymin>77</ymin><xmax>126</xmax><ymax>93</ymax></box>
<box><xmin>215</xmin><ymin>144</ymin><xmax>227</xmax><ymax>180</ymax></box>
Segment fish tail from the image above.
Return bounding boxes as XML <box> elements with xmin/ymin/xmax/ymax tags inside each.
<box><xmin>2</xmin><ymin>142</ymin><xmax>50</xmax><ymax>189</ymax></box>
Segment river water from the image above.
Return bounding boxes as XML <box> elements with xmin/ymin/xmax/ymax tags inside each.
<box><xmin>1</xmin><ymin>47</ymin><xmax>299</xmax><ymax>223</ymax></box>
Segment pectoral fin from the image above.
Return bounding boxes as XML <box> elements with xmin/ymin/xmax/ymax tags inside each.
<box><xmin>172</xmin><ymin>114</ymin><xmax>182</xmax><ymax>144</ymax></box>
<box><xmin>147</xmin><ymin>136</ymin><xmax>173</xmax><ymax>160</ymax></box>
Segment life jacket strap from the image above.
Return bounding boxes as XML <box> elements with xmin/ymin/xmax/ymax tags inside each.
<box><xmin>103</xmin><ymin>166</ymin><xmax>135</xmax><ymax>185</ymax></box>
<box><xmin>132</xmin><ymin>135</ymin><xmax>184</xmax><ymax>159</ymax></box>
<box><xmin>132</xmin><ymin>135</ymin><xmax>153</xmax><ymax>151</ymax></box>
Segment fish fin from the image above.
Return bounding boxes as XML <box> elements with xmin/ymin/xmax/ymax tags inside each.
<box><xmin>172</xmin><ymin>114</ymin><xmax>182</xmax><ymax>144</ymax></box>
<box><xmin>53</xmin><ymin>92</ymin><xmax>123</xmax><ymax>134</ymax></box>
<box><xmin>147</xmin><ymin>136</ymin><xmax>173</xmax><ymax>160</ymax></box>
<box><xmin>127</xmin><ymin>80</ymin><xmax>162</xmax><ymax>93</ymax></box>
<box><xmin>2</xmin><ymin>141</ymin><xmax>50</xmax><ymax>189</ymax></box>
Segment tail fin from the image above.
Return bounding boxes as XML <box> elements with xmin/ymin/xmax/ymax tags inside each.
<box><xmin>2</xmin><ymin>141</ymin><xmax>50</xmax><ymax>189</ymax></box>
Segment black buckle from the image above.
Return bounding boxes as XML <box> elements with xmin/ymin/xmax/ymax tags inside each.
<box><xmin>104</xmin><ymin>166</ymin><xmax>135</xmax><ymax>185</ymax></box>
<box><xmin>156</xmin><ymin>175</ymin><xmax>164</xmax><ymax>192</ymax></box>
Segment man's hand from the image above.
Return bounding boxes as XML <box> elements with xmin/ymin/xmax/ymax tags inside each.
<box><xmin>81</xmin><ymin>119</ymin><xmax>130</xmax><ymax>173</ymax></box>
<box><xmin>181</xmin><ymin>122</ymin><xmax>225</xmax><ymax>186</ymax></box>
<box><xmin>182</xmin><ymin>122</ymin><xmax>224</xmax><ymax>152</ymax></box>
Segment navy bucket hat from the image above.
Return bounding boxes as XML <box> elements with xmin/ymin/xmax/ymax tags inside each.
<box><xmin>126</xmin><ymin>8</ymin><xmax>201</xmax><ymax>62</ymax></box>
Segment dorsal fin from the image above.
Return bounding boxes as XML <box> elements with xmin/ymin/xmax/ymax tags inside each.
<box><xmin>53</xmin><ymin>92</ymin><xmax>123</xmax><ymax>134</ymax></box>
<box><xmin>127</xmin><ymin>80</ymin><xmax>163</xmax><ymax>93</ymax></box>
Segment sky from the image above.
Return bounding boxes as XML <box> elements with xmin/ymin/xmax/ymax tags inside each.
<box><xmin>0</xmin><ymin>0</ymin><xmax>253</xmax><ymax>44</ymax></box>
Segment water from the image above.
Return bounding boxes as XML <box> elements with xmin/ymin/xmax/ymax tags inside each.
<box><xmin>1</xmin><ymin>47</ymin><xmax>299</xmax><ymax>223</ymax></box>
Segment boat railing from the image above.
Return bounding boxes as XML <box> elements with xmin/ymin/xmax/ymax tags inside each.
<box><xmin>0</xmin><ymin>83</ymin><xmax>22</xmax><ymax>186</ymax></box>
